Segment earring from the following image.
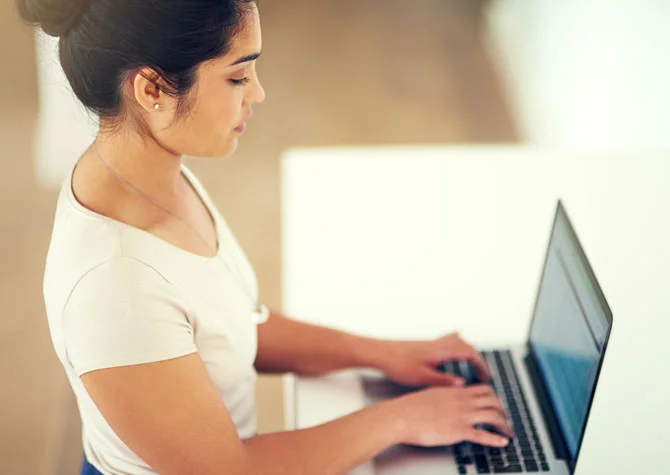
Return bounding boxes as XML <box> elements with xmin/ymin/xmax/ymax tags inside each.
<box><xmin>153</xmin><ymin>103</ymin><xmax>160</xmax><ymax>110</ymax></box>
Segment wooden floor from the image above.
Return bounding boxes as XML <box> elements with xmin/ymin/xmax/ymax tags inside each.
<box><xmin>0</xmin><ymin>1</ymin><xmax>516</xmax><ymax>473</ymax></box>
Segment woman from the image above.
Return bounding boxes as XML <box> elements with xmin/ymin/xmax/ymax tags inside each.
<box><xmin>19</xmin><ymin>0</ymin><xmax>513</xmax><ymax>473</ymax></box>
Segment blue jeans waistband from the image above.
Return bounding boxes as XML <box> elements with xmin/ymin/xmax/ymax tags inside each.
<box><xmin>81</xmin><ymin>458</ymin><xmax>104</xmax><ymax>475</ymax></box>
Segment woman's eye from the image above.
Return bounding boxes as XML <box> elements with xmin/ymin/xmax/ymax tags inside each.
<box><xmin>230</xmin><ymin>77</ymin><xmax>251</xmax><ymax>86</ymax></box>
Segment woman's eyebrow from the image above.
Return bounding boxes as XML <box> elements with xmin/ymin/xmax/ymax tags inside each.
<box><xmin>229</xmin><ymin>52</ymin><xmax>261</xmax><ymax>66</ymax></box>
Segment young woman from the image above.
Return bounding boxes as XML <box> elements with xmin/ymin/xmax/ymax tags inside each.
<box><xmin>19</xmin><ymin>1</ymin><xmax>513</xmax><ymax>473</ymax></box>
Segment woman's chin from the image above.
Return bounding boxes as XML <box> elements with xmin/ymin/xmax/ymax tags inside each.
<box><xmin>210</xmin><ymin>135</ymin><xmax>239</xmax><ymax>158</ymax></box>
<box><xmin>224</xmin><ymin>135</ymin><xmax>239</xmax><ymax>154</ymax></box>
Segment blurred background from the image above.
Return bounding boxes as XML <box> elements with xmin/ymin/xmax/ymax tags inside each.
<box><xmin>1</xmin><ymin>0</ymin><xmax>669</xmax><ymax>474</ymax></box>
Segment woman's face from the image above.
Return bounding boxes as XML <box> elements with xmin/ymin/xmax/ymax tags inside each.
<box><xmin>150</xmin><ymin>4</ymin><xmax>265</xmax><ymax>158</ymax></box>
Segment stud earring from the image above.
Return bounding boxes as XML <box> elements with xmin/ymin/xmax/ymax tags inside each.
<box><xmin>153</xmin><ymin>103</ymin><xmax>160</xmax><ymax>110</ymax></box>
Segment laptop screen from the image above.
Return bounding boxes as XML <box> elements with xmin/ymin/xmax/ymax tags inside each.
<box><xmin>528</xmin><ymin>202</ymin><xmax>612</xmax><ymax>462</ymax></box>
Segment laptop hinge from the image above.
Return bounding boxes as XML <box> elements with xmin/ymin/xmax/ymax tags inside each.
<box><xmin>523</xmin><ymin>346</ymin><xmax>573</xmax><ymax>471</ymax></box>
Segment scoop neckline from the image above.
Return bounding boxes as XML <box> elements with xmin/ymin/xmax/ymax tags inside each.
<box><xmin>66</xmin><ymin>158</ymin><xmax>223</xmax><ymax>262</ymax></box>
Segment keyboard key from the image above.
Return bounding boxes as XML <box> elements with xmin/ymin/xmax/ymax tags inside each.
<box><xmin>458</xmin><ymin>466</ymin><xmax>467</xmax><ymax>475</ymax></box>
<box><xmin>475</xmin><ymin>454</ymin><xmax>490</xmax><ymax>473</ymax></box>
<box><xmin>453</xmin><ymin>363</ymin><xmax>464</xmax><ymax>378</ymax></box>
<box><xmin>524</xmin><ymin>460</ymin><xmax>539</xmax><ymax>470</ymax></box>
<box><xmin>493</xmin><ymin>465</ymin><xmax>522</xmax><ymax>473</ymax></box>
<box><xmin>472</xmin><ymin>351</ymin><xmax>550</xmax><ymax>474</ymax></box>
<box><xmin>524</xmin><ymin>461</ymin><xmax>537</xmax><ymax>470</ymax></box>
<box><xmin>541</xmin><ymin>462</ymin><xmax>550</xmax><ymax>471</ymax></box>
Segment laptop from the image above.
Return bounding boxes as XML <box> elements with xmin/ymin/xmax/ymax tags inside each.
<box><xmin>358</xmin><ymin>200</ymin><xmax>613</xmax><ymax>474</ymax></box>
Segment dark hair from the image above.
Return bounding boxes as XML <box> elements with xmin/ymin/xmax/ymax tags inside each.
<box><xmin>17</xmin><ymin>0</ymin><xmax>256</xmax><ymax>130</ymax></box>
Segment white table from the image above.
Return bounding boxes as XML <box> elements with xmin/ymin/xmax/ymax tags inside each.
<box><xmin>280</xmin><ymin>145</ymin><xmax>670</xmax><ymax>474</ymax></box>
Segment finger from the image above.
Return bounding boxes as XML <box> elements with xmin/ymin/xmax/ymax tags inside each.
<box><xmin>446</xmin><ymin>338</ymin><xmax>491</xmax><ymax>381</ymax></box>
<box><xmin>465</xmin><ymin>384</ymin><xmax>496</xmax><ymax>396</ymax></box>
<box><xmin>465</xmin><ymin>428</ymin><xmax>510</xmax><ymax>447</ymax></box>
<box><xmin>461</xmin><ymin>349</ymin><xmax>491</xmax><ymax>382</ymax></box>
<box><xmin>473</xmin><ymin>354</ymin><xmax>492</xmax><ymax>382</ymax></box>
<box><xmin>470</xmin><ymin>410</ymin><xmax>514</xmax><ymax>437</ymax></box>
<box><xmin>470</xmin><ymin>410</ymin><xmax>514</xmax><ymax>438</ymax></box>
<box><xmin>466</xmin><ymin>387</ymin><xmax>512</xmax><ymax>420</ymax></box>
<box><xmin>465</xmin><ymin>386</ymin><xmax>510</xmax><ymax>417</ymax></box>
<box><xmin>437</xmin><ymin>332</ymin><xmax>459</xmax><ymax>342</ymax></box>
<box><xmin>470</xmin><ymin>394</ymin><xmax>508</xmax><ymax>415</ymax></box>
<box><xmin>419</xmin><ymin>368</ymin><xmax>465</xmax><ymax>387</ymax></box>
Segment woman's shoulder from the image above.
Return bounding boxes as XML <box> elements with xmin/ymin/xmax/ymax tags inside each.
<box><xmin>45</xmin><ymin>156</ymin><xmax>182</xmax><ymax>319</ymax></box>
<box><xmin>70</xmin><ymin>152</ymin><xmax>166</xmax><ymax>231</ymax></box>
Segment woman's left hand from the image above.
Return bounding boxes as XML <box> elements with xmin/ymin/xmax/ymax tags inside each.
<box><xmin>374</xmin><ymin>332</ymin><xmax>492</xmax><ymax>387</ymax></box>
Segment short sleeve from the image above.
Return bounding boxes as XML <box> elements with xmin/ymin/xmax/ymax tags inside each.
<box><xmin>62</xmin><ymin>256</ymin><xmax>198</xmax><ymax>377</ymax></box>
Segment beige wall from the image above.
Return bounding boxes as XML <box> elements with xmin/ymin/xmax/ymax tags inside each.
<box><xmin>0</xmin><ymin>1</ymin><xmax>515</xmax><ymax>473</ymax></box>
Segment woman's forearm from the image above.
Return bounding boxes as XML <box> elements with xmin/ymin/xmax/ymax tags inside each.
<box><xmin>241</xmin><ymin>398</ymin><xmax>405</xmax><ymax>475</ymax></box>
<box><xmin>255</xmin><ymin>309</ymin><xmax>387</xmax><ymax>375</ymax></box>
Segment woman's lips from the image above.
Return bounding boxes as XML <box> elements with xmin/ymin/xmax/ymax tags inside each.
<box><xmin>234</xmin><ymin>122</ymin><xmax>246</xmax><ymax>133</ymax></box>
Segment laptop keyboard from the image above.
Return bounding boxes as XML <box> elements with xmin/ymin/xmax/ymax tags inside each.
<box><xmin>442</xmin><ymin>350</ymin><xmax>550</xmax><ymax>474</ymax></box>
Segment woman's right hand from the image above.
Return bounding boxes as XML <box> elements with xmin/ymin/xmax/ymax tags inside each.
<box><xmin>388</xmin><ymin>384</ymin><xmax>515</xmax><ymax>448</ymax></box>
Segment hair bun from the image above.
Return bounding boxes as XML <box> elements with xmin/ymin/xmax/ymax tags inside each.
<box><xmin>17</xmin><ymin>0</ymin><xmax>92</xmax><ymax>38</ymax></box>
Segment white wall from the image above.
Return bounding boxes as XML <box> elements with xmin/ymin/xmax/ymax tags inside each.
<box><xmin>485</xmin><ymin>0</ymin><xmax>670</xmax><ymax>149</ymax></box>
<box><xmin>33</xmin><ymin>31</ymin><xmax>98</xmax><ymax>190</ymax></box>
<box><xmin>281</xmin><ymin>145</ymin><xmax>670</xmax><ymax>475</ymax></box>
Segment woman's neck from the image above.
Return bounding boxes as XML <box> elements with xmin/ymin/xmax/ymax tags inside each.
<box><xmin>91</xmin><ymin>128</ymin><xmax>186</xmax><ymax>206</ymax></box>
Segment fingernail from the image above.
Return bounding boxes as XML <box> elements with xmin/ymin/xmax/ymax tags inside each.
<box><xmin>499</xmin><ymin>437</ymin><xmax>509</xmax><ymax>446</ymax></box>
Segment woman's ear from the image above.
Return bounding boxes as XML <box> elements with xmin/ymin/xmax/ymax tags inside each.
<box><xmin>131</xmin><ymin>68</ymin><xmax>164</xmax><ymax>112</ymax></box>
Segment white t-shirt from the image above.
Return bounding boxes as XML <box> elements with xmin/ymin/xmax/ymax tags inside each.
<box><xmin>43</xmin><ymin>158</ymin><xmax>263</xmax><ymax>475</ymax></box>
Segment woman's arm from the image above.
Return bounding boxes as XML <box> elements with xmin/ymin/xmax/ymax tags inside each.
<box><xmin>82</xmin><ymin>352</ymin><xmax>400</xmax><ymax>475</ymax></box>
<box><xmin>255</xmin><ymin>310</ymin><xmax>493</xmax><ymax>389</ymax></box>
<box><xmin>254</xmin><ymin>308</ymin><xmax>386</xmax><ymax>375</ymax></box>
<box><xmin>82</xmin><ymin>352</ymin><xmax>511</xmax><ymax>475</ymax></box>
